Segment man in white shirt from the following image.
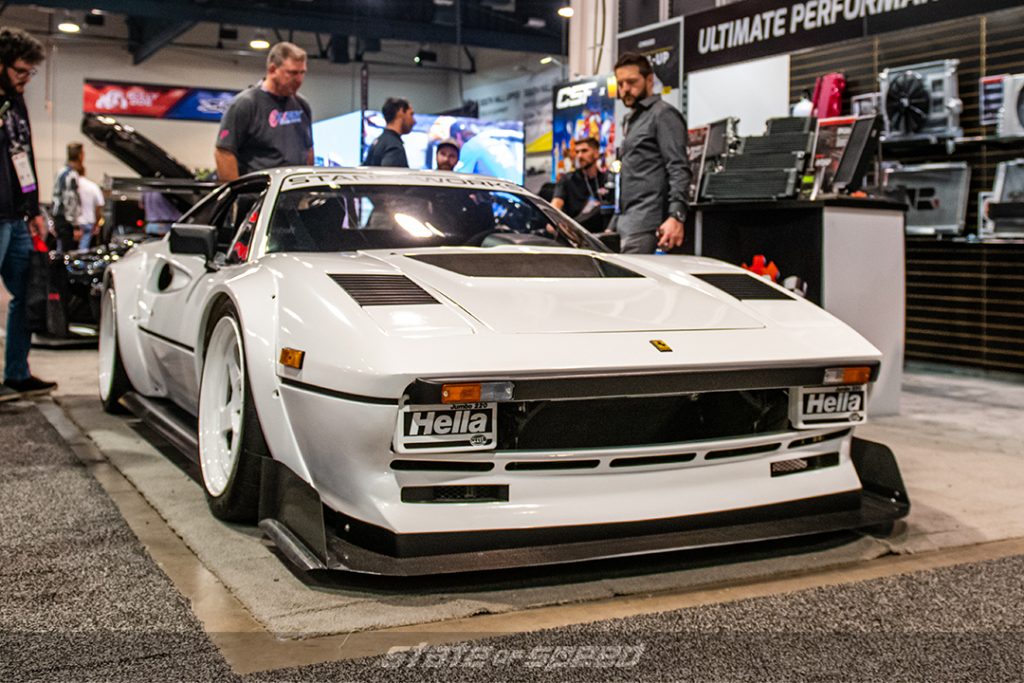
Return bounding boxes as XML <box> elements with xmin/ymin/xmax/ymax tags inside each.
<box><xmin>76</xmin><ymin>169</ymin><xmax>104</xmax><ymax>250</ymax></box>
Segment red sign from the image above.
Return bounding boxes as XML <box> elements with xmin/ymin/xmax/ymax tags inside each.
<box><xmin>84</xmin><ymin>81</ymin><xmax>188</xmax><ymax>118</ymax></box>
<box><xmin>82</xmin><ymin>80</ymin><xmax>239</xmax><ymax>121</ymax></box>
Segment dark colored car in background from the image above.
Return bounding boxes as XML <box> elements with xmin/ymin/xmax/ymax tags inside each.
<box><xmin>34</xmin><ymin>115</ymin><xmax>215</xmax><ymax>344</ymax></box>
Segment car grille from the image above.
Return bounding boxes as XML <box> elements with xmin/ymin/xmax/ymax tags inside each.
<box><xmin>495</xmin><ymin>389</ymin><xmax>790</xmax><ymax>451</ymax></box>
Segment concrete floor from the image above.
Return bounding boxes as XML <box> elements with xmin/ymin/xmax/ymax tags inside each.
<box><xmin>4</xmin><ymin>328</ymin><xmax>1024</xmax><ymax>677</ymax></box>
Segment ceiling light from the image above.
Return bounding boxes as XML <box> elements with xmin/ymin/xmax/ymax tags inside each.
<box><xmin>557</xmin><ymin>6</ymin><xmax>574</xmax><ymax>18</ymax></box>
<box><xmin>249</xmin><ymin>33</ymin><xmax>270</xmax><ymax>50</ymax></box>
<box><xmin>525</xmin><ymin>17</ymin><xmax>546</xmax><ymax>29</ymax></box>
<box><xmin>414</xmin><ymin>49</ymin><xmax>437</xmax><ymax>65</ymax></box>
<box><xmin>57</xmin><ymin>13</ymin><xmax>81</xmax><ymax>33</ymax></box>
<box><xmin>540</xmin><ymin>56</ymin><xmax>562</xmax><ymax>65</ymax></box>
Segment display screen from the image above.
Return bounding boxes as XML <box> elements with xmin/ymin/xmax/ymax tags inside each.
<box><xmin>313</xmin><ymin>111</ymin><xmax>525</xmax><ymax>185</ymax></box>
<box><xmin>813</xmin><ymin>115</ymin><xmax>880</xmax><ymax>194</ymax></box>
<box><xmin>812</xmin><ymin>116</ymin><xmax>857</xmax><ymax>193</ymax></box>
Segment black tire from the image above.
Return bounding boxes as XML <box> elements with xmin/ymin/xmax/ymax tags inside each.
<box><xmin>98</xmin><ymin>286</ymin><xmax>134</xmax><ymax>414</ymax></box>
<box><xmin>197</xmin><ymin>301</ymin><xmax>266</xmax><ymax>523</ymax></box>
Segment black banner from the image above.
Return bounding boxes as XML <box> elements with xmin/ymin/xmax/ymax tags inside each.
<box><xmin>684</xmin><ymin>0</ymin><xmax>1024</xmax><ymax>72</ymax></box>
<box><xmin>618</xmin><ymin>21</ymin><xmax>683</xmax><ymax>92</ymax></box>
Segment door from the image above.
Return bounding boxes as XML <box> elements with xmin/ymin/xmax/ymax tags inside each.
<box><xmin>137</xmin><ymin>178</ymin><xmax>270</xmax><ymax>412</ymax></box>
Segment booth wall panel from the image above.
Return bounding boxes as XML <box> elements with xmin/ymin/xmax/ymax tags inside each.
<box><xmin>904</xmin><ymin>239</ymin><xmax>1024</xmax><ymax>374</ymax></box>
<box><xmin>790</xmin><ymin>6</ymin><xmax>1024</xmax><ymax>376</ymax></box>
<box><xmin>790</xmin><ymin>6</ymin><xmax>1024</xmax><ymax>235</ymax></box>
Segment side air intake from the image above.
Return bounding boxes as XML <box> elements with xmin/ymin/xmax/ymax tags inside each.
<box><xmin>692</xmin><ymin>273</ymin><xmax>795</xmax><ymax>301</ymax></box>
<box><xmin>328</xmin><ymin>274</ymin><xmax>438</xmax><ymax>306</ymax></box>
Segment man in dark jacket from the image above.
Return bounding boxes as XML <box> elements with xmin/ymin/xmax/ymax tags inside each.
<box><xmin>612</xmin><ymin>52</ymin><xmax>692</xmax><ymax>254</ymax></box>
<box><xmin>364</xmin><ymin>97</ymin><xmax>415</xmax><ymax>167</ymax></box>
<box><xmin>551</xmin><ymin>137</ymin><xmax>612</xmax><ymax>232</ymax></box>
<box><xmin>0</xmin><ymin>26</ymin><xmax>55</xmax><ymax>401</ymax></box>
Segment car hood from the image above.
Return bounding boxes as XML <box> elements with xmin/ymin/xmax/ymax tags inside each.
<box><xmin>81</xmin><ymin>113</ymin><xmax>194</xmax><ymax>179</ymax></box>
<box><xmin>358</xmin><ymin>249</ymin><xmax>766</xmax><ymax>334</ymax></box>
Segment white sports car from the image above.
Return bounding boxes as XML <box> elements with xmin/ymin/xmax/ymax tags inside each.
<box><xmin>98</xmin><ymin>167</ymin><xmax>908</xmax><ymax>575</ymax></box>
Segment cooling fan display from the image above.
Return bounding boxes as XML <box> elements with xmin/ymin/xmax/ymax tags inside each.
<box><xmin>997</xmin><ymin>74</ymin><xmax>1024</xmax><ymax>137</ymax></box>
<box><xmin>983</xmin><ymin>159</ymin><xmax>1024</xmax><ymax>238</ymax></box>
<box><xmin>884</xmin><ymin>72</ymin><xmax>930</xmax><ymax>135</ymax></box>
<box><xmin>879</xmin><ymin>60</ymin><xmax>962</xmax><ymax>140</ymax></box>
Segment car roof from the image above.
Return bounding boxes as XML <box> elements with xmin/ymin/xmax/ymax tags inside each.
<box><xmin>245</xmin><ymin>166</ymin><xmax>530</xmax><ymax>195</ymax></box>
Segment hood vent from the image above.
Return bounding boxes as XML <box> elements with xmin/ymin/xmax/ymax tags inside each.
<box><xmin>408</xmin><ymin>253</ymin><xmax>643</xmax><ymax>278</ymax></box>
<box><xmin>329</xmin><ymin>274</ymin><xmax>438</xmax><ymax>306</ymax></box>
<box><xmin>692</xmin><ymin>273</ymin><xmax>795</xmax><ymax>300</ymax></box>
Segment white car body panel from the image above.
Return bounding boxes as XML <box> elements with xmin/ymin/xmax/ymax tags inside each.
<box><xmin>103</xmin><ymin>168</ymin><xmax>901</xmax><ymax>569</ymax></box>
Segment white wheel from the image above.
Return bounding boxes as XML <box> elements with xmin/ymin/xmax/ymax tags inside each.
<box><xmin>198</xmin><ymin>315</ymin><xmax>245</xmax><ymax>497</ymax></box>
<box><xmin>98</xmin><ymin>286</ymin><xmax>132</xmax><ymax>413</ymax></box>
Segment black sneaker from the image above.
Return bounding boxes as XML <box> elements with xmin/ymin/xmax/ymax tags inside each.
<box><xmin>0</xmin><ymin>383</ymin><xmax>20</xmax><ymax>403</ymax></box>
<box><xmin>3</xmin><ymin>376</ymin><xmax>57</xmax><ymax>398</ymax></box>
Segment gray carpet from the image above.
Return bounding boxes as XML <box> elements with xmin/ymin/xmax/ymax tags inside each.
<box><xmin>253</xmin><ymin>556</ymin><xmax>1024</xmax><ymax>681</ymax></box>
<box><xmin>3</xmin><ymin>398</ymin><xmax>1023</xmax><ymax>682</ymax></box>
<box><xmin>0</xmin><ymin>400</ymin><xmax>238</xmax><ymax>683</ymax></box>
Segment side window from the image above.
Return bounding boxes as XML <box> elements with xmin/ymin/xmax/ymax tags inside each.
<box><xmin>181</xmin><ymin>185</ymin><xmax>230</xmax><ymax>225</ymax></box>
<box><xmin>210</xmin><ymin>179</ymin><xmax>270</xmax><ymax>256</ymax></box>
<box><xmin>226</xmin><ymin>197</ymin><xmax>264</xmax><ymax>264</ymax></box>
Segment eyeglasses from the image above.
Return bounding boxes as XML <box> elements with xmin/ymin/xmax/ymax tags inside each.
<box><xmin>9</xmin><ymin>65</ymin><xmax>37</xmax><ymax>78</ymax></box>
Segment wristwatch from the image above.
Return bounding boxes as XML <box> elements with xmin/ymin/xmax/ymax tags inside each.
<box><xmin>668</xmin><ymin>210</ymin><xmax>686</xmax><ymax>223</ymax></box>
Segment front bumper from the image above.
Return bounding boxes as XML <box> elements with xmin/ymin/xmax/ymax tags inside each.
<box><xmin>258</xmin><ymin>437</ymin><xmax>909</xmax><ymax>576</ymax></box>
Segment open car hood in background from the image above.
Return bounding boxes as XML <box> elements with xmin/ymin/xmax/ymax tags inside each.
<box><xmin>81</xmin><ymin>113</ymin><xmax>194</xmax><ymax>179</ymax></box>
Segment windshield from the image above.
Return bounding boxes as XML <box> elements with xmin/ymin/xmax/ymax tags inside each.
<box><xmin>266</xmin><ymin>185</ymin><xmax>607</xmax><ymax>253</ymax></box>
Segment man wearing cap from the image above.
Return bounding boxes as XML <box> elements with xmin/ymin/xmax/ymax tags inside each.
<box><xmin>435</xmin><ymin>138</ymin><xmax>460</xmax><ymax>172</ymax></box>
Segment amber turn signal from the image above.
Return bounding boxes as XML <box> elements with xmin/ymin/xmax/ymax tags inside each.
<box><xmin>441</xmin><ymin>383</ymin><xmax>481</xmax><ymax>403</ymax></box>
<box><xmin>440</xmin><ymin>381</ymin><xmax>514</xmax><ymax>404</ymax></box>
<box><xmin>279</xmin><ymin>348</ymin><xmax>305</xmax><ymax>370</ymax></box>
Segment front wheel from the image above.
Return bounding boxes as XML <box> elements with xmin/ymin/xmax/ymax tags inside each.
<box><xmin>197</xmin><ymin>307</ymin><xmax>264</xmax><ymax>523</ymax></box>
<box><xmin>98</xmin><ymin>286</ymin><xmax>133</xmax><ymax>413</ymax></box>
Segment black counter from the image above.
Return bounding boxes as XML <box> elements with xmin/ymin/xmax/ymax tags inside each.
<box><xmin>694</xmin><ymin>197</ymin><xmax>907</xmax><ymax>213</ymax></box>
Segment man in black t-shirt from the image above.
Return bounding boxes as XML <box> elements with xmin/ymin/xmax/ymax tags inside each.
<box><xmin>215</xmin><ymin>42</ymin><xmax>313</xmax><ymax>182</ymax></box>
<box><xmin>551</xmin><ymin>137</ymin><xmax>612</xmax><ymax>232</ymax></box>
<box><xmin>364</xmin><ymin>97</ymin><xmax>415</xmax><ymax>168</ymax></box>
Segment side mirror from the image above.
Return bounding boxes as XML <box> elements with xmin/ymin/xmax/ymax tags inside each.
<box><xmin>169</xmin><ymin>224</ymin><xmax>217</xmax><ymax>261</ymax></box>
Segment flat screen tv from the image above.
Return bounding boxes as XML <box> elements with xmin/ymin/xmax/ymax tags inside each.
<box><xmin>313</xmin><ymin>110</ymin><xmax>525</xmax><ymax>185</ymax></box>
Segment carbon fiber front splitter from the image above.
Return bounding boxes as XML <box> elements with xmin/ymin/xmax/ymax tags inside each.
<box><xmin>258</xmin><ymin>438</ymin><xmax>909</xmax><ymax>577</ymax></box>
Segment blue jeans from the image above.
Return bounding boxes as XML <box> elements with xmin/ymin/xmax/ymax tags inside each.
<box><xmin>79</xmin><ymin>222</ymin><xmax>95</xmax><ymax>250</ymax></box>
<box><xmin>0</xmin><ymin>218</ymin><xmax>32</xmax><ymax>381</ymax></box>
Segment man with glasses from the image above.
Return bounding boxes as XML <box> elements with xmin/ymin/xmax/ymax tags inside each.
<box><xmin>215</xmin><ymin>41</ymin><xmax>313</xmax><ymax>182</ymax></box>
<box><xmin>0</xmin><ymin>26</ymin><xmax>55</xmax><ymax>401</ymax></box>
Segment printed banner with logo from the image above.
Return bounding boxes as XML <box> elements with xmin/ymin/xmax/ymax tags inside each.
<box><xmin>617</xmin><ymin>20</ymin><xmax>683</xmax><ymax>95</ymax></box>
<box><xmin>551</xmin><ymin>75</ymin><xmax>617</xmax><ymax>181</ymax></box>
<box><xmin>83</xmin><ymin>80</ymin><xmax>240</xmax><ymax>121</ymax></box>
<box><xmin>684</xmin><ymin>0</ymin><xmax>1024</xmax><ymax>72</ymax></box>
